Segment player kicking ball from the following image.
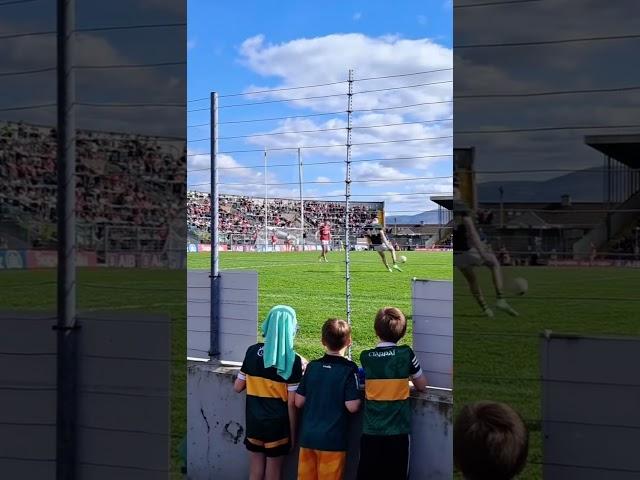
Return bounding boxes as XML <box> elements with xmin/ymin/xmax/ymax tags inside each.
<box><xmin>453</xmin><ymin>175</ymin><xmax>518</xmax><ymax>317</ymax></box>
<box><xmin>364</xmin><ymin>222</ymin><xmax>403</xmax><ymax>273</ymax></box>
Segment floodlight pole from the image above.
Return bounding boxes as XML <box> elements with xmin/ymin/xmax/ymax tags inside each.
<box><xmin>264</xmin><ymin>149</ymin><xmax>268</xmax><ymax>252</ymax></box>
<box><xmin>298</xmin><ymin>148</ymin><xmax>304</xmax><ymax>251</ymax></box>
<box><xmin>210</xmin><ymin>92</ymin><xmax>220</xmax><ymax>357</ymax></box>
<box><xmin>56</xmin><ymin>0</ymin><xmax>78</xmax><ymax>477</ymax></box>
<box><xmin>345</xmin><ymin>69</ymin><xmax>354</xmax><ymax>358</ymax></box>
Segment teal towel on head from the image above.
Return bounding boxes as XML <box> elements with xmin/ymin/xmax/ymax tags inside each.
<box><xmin>261</xmin><ymin>305</ymin><xmax>297</xmax><ymax>380</ymax></box>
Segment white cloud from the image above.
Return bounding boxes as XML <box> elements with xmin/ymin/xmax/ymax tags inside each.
<box><xmin>187</xmin><ymin>148</ymin><xmax>317</xmax><ymax>199</ymax></box>
<box><xmin>238</xmin><ymin>33</ymin><xmax>452</xmax><ymax>112</ymax></box>
<box><xmin>188</xmin><ymin>149</ymin><xmax>268</xmax><ymax>192</ymax></box>
<box><xmin>215</xmin><ymin>33</ymin><xmax>454</xmax><ymax>213</ymax></box>
<box><xmin>353</xmin><ymin>162</ymin><xmax>414</xmax><ymax>182</ymax></box>
<box><xmin>453</xmin><ymin>1</ymin><xmax>640</xmax><ymax>180</ymax></box>
<box><xmin>241</xmin><ymin>114</ymin><xmax>453</xmax><ymax>171</ymax></box>
<box><xmin>0</xmin><ymin>27</ymin><xmax>184</xmax><ymax>137</ymax></box>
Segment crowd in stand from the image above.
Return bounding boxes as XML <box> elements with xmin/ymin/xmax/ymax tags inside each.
<box><xmin>610</xmin><ymin>227</ymin><xmax>640</xmax><ymax>256</ymax></box>
<box><xmin>0</xmin><ymin>121</ymin><xmax>184</xmax><ymax>251</ymax></box>
<box><xmin>436</xmin><ymin>233</ymin><xmax>453</xmax><ymax>248</ymax></box>
<box><xmin>9</xmin><ymin>119</ymin><xmax>636</xmax><ymax>257</ymax></box>
<box><xmin>188</xmin><ymin>191</ymin><xmax>381</xmax><ymax>242</ymax></box>
<box><xmin>2</xmin><ymin>117</ymin><xmax>375</xmax><ymax>251</ymax></box>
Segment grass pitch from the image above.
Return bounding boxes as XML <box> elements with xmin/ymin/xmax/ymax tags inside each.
<box><xmin>189</xmin><ymin>250</ymin><xmax>453</xmax><ymax>362</ymax></box>
<box><xmin>1</xmin><ymin>251</ymin><xmax>450</xmax><ymax>478</ymax></box>
<box><xmin>454</xmin><ymin>265</ymin><xmax>640</xmax><ymax>479</ymax></box>
<box><xmin>7</xmin><ymin>255</ymin><xmax>633</xmax><ymax>479</ymax></box>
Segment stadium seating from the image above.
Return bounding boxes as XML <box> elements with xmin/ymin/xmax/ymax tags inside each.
<box><xmin>188</xmin><ymin>191</ymin><xmax>381</xmax><ymax>244</ymax></box>
<box><xmin>0</xmin><ymin>121</ymin><xmax>184</xmax><ymax>253</ymax></box>
<box><xmin>1</xmin><ymin>120</ymin><xmax>380</xmax><ymax>250</ymax></box>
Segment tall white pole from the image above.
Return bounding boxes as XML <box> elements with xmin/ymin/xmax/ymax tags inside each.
<box><xmin>345</xmin><ymin>69</ymin><xmax>353</xmax><ymax>359</ymax></box>
<box><xmin>298</xmin><ymin>148</ymin><xmax>304</xmax><ymax>251</ymax></box>
<box><xmin>264</xmin><ymin>149</ymin><xmax>268</xmax><ymax>252</ymax></box>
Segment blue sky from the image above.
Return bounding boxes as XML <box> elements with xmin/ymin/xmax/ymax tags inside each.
<box><xmin>188</xmin><ymin>1</ymin><xmax>453</xmax><ymax>215</ymax></box>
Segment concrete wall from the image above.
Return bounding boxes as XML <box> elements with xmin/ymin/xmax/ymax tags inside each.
<box><xmin>187</xmin><ymin>360</ymin><xmax>452</xmax><ymax>480</ymax></box>
<box><xmin>540</xmin><ymin>333</ymin><xmax>640</xmax><ymax>479</ymax></box>
<box><xmin>412</xmin><ymin>279</ymin><xmax>452</xmax><ymax>389</ymax></box>
<box><xmin>0</xmin><ymin>311</ymin><xmax>171</xmax><ymax>479</ymax></box>
<box><xmin>188</xmin><ymin>270</ymin><xmax>258</xmax><ymax>361</ymax></box>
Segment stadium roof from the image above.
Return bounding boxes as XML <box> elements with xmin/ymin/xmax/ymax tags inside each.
<box><xmin>394</xmin><ymin>227</ymin><xmax>423</xmax><ymax>236</ymax></box>
<box><xmin>392</xmin><ymin>224</ymin><xmax>448</xmax><ymax>234</ymax></box>
<box><xmin>431</xmin><ymin>195</ymin><xmax>453</xmax><ymax>210</ymax></box>
<box><xmin>585</xmin><ymin>134</ymin><xmax>640</xmax><ymax>168</ymax></box>
<box><xmin>479</xmin><ymin>201</ymin><xmax>606</xmax><ymax>228</ymax></box>
<box><xmin>503</xmin><ymin>211</ymin><xmax>549</xmax><ymax>229</ymax></box>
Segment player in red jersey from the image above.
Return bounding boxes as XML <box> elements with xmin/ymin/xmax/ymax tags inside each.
<box><xmin>317</xmin><ymin>221</ymin><xmax>331</xmax><ymax>262</ymax></box>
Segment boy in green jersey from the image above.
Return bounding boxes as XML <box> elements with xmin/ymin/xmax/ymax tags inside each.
<box><xmin>356</xmin><ymin>307</ymin><xmax>428</xmax><ymax>480</ymax></box>
<box><xmin>295</xmin><ymin>319</ymin><xmax>361</xmax><ymax>480</ymax></box>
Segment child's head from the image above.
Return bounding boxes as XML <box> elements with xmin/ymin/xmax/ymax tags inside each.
<box><xmin>321</xmin><ymin>318</ymin><xmax>351</xmax><ymax>353</ymax></box>
<box><xmin>374</xmin><ymin>307</ymin><xmax>407</xmax><ymax>343</ymax></box>
<box><xmin>260</xmin><ymin>305</ymin><xmax>298</xmax><ymax>380</ymax></box>
<box><xmin>453</xmin><ymin>401</ymin><xmax>529</xmax><ymax>480</ymax></box>
<box><xmin>261</xmin><ymin>305</ymin><xmax>297</xmax><ymax>344</ymax></box>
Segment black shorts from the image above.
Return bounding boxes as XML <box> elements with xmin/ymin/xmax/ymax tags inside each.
<box><xmin>356</xmin><ymin>433</ymin><xmax>410</xmax><ymax>480</ymax></box>
<box><xmin>244</xmin><ymin>435</ymin><xmax>291</xmax><ymax>458</ymax></box>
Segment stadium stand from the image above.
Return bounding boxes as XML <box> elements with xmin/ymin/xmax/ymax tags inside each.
<box><xmin>0</xmin><ymin>121</ymin><xmax>184</xmax><ymax>259</ymax></box>
<box><xmin>0</xmin><ymin>120</ymin><xmax>442</xmax><ymax>256</ymax></box>
<box><xmin>188</xmin><ymin>191</ymin><xmax>383</xmax><ymax>247</ymax></box>
<box><xmin>472</xmin><ymin>199</ymin><xmax>639</xmax><ymax>263</ymax></box>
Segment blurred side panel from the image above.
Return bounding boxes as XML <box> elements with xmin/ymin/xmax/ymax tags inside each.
<box><xmin>454</xmin><ymin>1</ymin><xmax>640</xmax><ymax>478</ymax></box>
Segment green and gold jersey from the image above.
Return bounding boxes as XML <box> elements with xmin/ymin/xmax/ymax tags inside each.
<box><xmin>238</xmin><ymin>343</ymin><xmax>303</xmax><ymax>443</ymax></box>
<box><xmin>360</xmin><ymin>343</ymin><xmax>422</xmax><ymax>436</ymax></box>
<box><xmin>296</xmin><ymin>354</ymin><xmax>360</xmax><ymax>451</ymax></box>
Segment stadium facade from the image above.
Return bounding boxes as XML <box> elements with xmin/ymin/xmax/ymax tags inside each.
<box><xmin>454</xmin><ymin>144</ymin><xmax>640</xmax><ymax>266</ymax></box>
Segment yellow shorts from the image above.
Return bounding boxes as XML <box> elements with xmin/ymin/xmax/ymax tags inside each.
<box><xmin>297</xmin><ymin>447</ymin><xmax>347</xmax><ymax>480</ymax></box>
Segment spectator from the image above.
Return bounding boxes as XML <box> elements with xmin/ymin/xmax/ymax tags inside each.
<box><xmin>295</xmin><ymin>319</ymin><xmax>361</xmax><ymax>480</ymax></box>
<box><xmin>356</xmin><ymin>307</ymin><xmax>427</xmax><ymax>480</ymax></box>
<box><xmin>1</xmin><ymin>121</ymin><xmax>184</xmax><ymax>254</ymax></box>
<box><xmin>188</xmin><ymin>192</ymin><xmax>383</xmax><ymax>245</ymax></box>
<box><xmin>453</xmin><ymin>401</ymin><xmax>529</xmax><ymax>480</ymax></box>
<box><xmin>234</xmin><ymin>306</ymin><xmax>304</xmax><ymax>480</ymax></box>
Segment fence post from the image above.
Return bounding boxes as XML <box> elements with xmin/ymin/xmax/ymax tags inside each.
<box><xmin>345</xmin><ymin>69</ymin><xmax>353</xmax><ymax>358</ymax></box>
<box><xmin>56</xmin><ymin>0</ymin><xmax>79</xmax><ymax>477</ymax></box>
<box><xmin>298</xmin><ymin>148</ymin><xmax>304</xmax><ymax>251</ymax></box>
<box><xmin>264</xmin><ymin>149</ymin><xmax>268</xmax><ymax>252</ymax></box>
<box><xmin>210</xmin><ymin>92</ymin><xmax>220</xmax><ymax>358</ymax></box>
